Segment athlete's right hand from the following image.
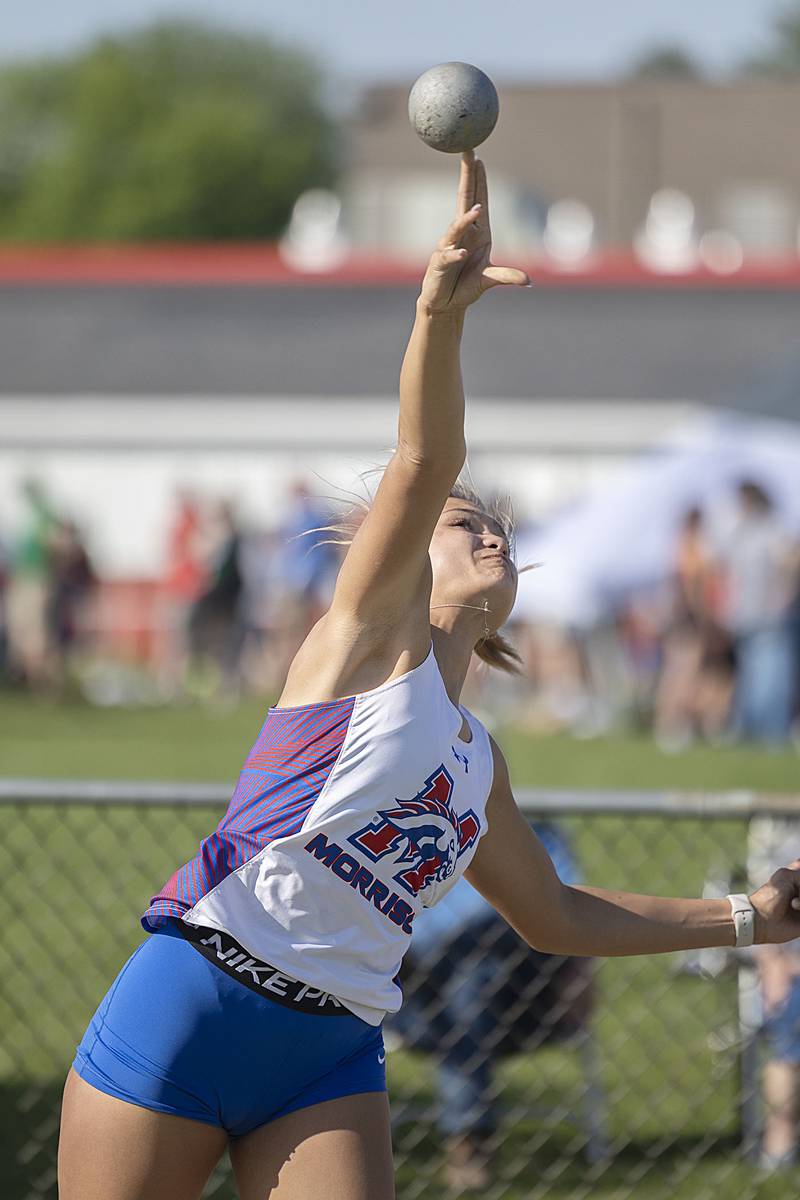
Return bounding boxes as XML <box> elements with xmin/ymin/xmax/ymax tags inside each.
<box><xmin>417</xmin><ymin>151</ymin><xmax>530</xmax><ymax>315</ymax></box>
<box><xmin>751</xmin><ymin>859</ymin><xmax>800</xmax><ymax>945</ymax></box>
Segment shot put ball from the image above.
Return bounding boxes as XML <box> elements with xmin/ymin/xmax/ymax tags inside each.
<box><xmin>408</xmin><ymin>62</ymin><xmax>499</xmax><ymax>154</ymax></box>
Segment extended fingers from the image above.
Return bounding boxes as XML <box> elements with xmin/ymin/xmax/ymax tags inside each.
<box><xmin>474</xmin><ymin>159</ymin><xmax>489</xmax><ymax>226</ymax></box>
<box><xmin>482</xmin><ymin>264</ymin><xmax>532</xmax><ymax>289</ymax></box>
<box><xmin>435</xmin><ymin>246</ymin><xmax>469</xmax><ymax>270</ymax></box>
<box><xmin>457</xmin><ymin>150</ymin><xmax>476</xmax><ymax>216</ymax></box>
<box><xmin>439</xmin><ymin>203</ymin><xmax>482</xmax><ymax>249</ymax></box>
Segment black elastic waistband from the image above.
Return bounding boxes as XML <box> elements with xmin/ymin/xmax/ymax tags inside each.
<box><xmin>175</xmin><ymin>921</ymin><xmax>348</xmax><ymax>1016</ymax></box>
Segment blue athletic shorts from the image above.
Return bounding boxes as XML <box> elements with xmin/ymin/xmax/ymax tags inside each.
<box><xmin>764</xmin><ymin>976</ymin><xmax>800</xmax><ymax>1065</ymax></box>
<box><xmin>72</xmin><ymin>923</ymin><xmax>386</xmax><ymax>1136</ymax></box>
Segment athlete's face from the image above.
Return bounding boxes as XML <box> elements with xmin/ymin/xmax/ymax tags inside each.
<box><xmin>429</xmin><ymin>498</ymin><xmax>518</xmax><ymax>632</ymax></box>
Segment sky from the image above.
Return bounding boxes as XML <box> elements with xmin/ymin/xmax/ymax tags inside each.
<box><xmin>3</xmin><ymin>1</ymin><xmax>790</xmax><ymax>105</ymax></box>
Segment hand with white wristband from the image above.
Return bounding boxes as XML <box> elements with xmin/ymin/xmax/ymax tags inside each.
<box><xmin>734</xmin><ymin>859</ymin><xmax>800</xmax><ymax>947</ymax></box>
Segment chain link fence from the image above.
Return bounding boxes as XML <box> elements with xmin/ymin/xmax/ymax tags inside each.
<box><xmin>1</xmin><ymin>780</ymin><xmax>798</xmax><ymax>1199</ymax></box>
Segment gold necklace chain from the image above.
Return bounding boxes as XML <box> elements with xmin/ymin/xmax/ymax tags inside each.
<box><xmin>430</xmin><ymin>599</ymin><xmax>491</xmax><ymax>639</ymax></box>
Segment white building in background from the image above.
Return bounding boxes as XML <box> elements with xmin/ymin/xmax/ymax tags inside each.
<box><xmin>0</xmin><ymin>394</ymin><xmax>692</xmax><ymax>576</ymax></box>
<box><xmin>1</xmin><ymin>280</ymin><xmax>797</xmax><ymax>579</ymax></box>
<box><xmin>342</xmin><ymin>169</ymin><xmax>544</xmax><ymax>262</ymax></box>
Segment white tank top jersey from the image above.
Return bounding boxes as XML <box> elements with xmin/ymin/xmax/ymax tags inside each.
<box><xmin>142</xmin><ymin>645</ymin><xmax>495</xmax><ymax>1025</ymax></box>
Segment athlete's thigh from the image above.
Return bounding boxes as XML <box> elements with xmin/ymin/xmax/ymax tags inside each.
<box><xmin>58</xmin><ymin>1069</ymin><xmax>229</xmax><ymax>1200</ymax></box>
<box><xmin>230</xmin><ymin>1092</ymin><xmax>395</xmax><ymax>1200</ymax></box>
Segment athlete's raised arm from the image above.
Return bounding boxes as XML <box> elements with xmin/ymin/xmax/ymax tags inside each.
<box><xmin>466</xmin><ymin>739</ymin><xmax>800</xmax><ymax>957</ymax></box>
<box><xmin>327</xmin><ymin>154</ymin><xmax>528</xmax><ymax>639</ymax></box>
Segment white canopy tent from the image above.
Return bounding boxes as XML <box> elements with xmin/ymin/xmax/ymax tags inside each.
<box><xmin>514</xmin><ymin>410</ymin><xmax>800</xmax><ymax>628</ymax></box>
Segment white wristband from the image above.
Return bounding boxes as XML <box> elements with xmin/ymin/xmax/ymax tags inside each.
<box><xmin>727</xmin><ymin>893</ymin><xmax>755</xmax><ymax>948</ymax></box>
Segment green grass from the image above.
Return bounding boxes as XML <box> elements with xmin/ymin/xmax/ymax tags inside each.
<box><xmin>2</xmin><ymin>691</ymin><xmax>798</xmax><ymax>789</ymax></box>
<box><xmin>1</xmin><ymin>693</ymin><xmax>797</xmax><ymax>1199</ymax></box>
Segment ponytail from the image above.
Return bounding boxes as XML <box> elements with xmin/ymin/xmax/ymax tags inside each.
<box><xmin>474</xmin><ymin>630</ymin><xmax>523</xmax><ymax>675</ymax></box>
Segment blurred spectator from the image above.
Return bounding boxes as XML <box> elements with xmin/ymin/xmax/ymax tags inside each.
<box><xmin>160</xmin><ymin>491</ymin><xmax>207</xmax><ymax>697</ymax></box>
<box><xmin>749</xmin><ymin>818</ymin><xmax>800</xmax><ymax>1172</ymax></box>
<box><xmin>716</xmin><ymin>482</ymin><xmax>799</xmax><ymax>744</ymax></box>
<box><xmin>3</xmin><ymin>472</ymin><xmax>798</xmax><ymax>746</ymax></box>
<box><xmin>5</xmin><ymin>479</ymin><xmax>59</xmax><ymax>689</ymax></box>
<box><xmin>236</xmin><ymin>527</ymin><xmax>280</xmax><ymax>694</ymax></box>
<box><xmin>47</xmin><ymin>519</ymin><xmax>96</xmax><ymax>688</ymax></box>
<box><xmin>759</xmin><ymin>938</ymin><xmax>800</xmax><ymax>1172</ymax></box>
<box><xmin>513</xmin><ymin>622</ymin><xmax>596</xmax><ymax>734</ymax></box>
<box><xmin>654</xmin><ymin>507</ymin><xmax>735</xmax><ymax>751</ymax></box>
<box><xmin>387</xmin><ymin>822</ymin><xmax>595</xmax><ymax>1190</ymax></box>
<box><xmin>279</xmin><ymin>481</ymin><xmax>341</xmax><ymax>614</ymax></box>
<box><xmin>188</xmin><ymin>500</ymin><xmax>245</xmax><ymax>699</ymax></box>
<box><xmin>271</xmin><ymin>482</ymin><xmax>342</xmax><ymax>681</ymax></box>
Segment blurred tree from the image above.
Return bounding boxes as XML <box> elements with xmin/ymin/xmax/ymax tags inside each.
<box><xmin>0</xmin><ymin>20</ymin><xmax>337</xmax><ymax>241</ymax></box>
<box><xmin>739</xmin><ymin>1</ymin><xmax>800</xmax><ymax>75</ymax></box>
<box><xmin>628</xmin><ymin>46</ymin><xmax>704</xmax><ymax>81</ymax></box>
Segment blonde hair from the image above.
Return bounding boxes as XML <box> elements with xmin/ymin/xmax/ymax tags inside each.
<box><xmin>306</xmin><ymin>470</ymin><xmax>524</xmax><ymax>676</ymax></box>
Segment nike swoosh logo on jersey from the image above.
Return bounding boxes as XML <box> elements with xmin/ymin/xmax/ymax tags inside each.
<box><xmin>452</xmin><ymin>746</ymin><xmax>469</xmax><ymax>771</ymax></box>
<box><xmin>378</xmin><ymin>1051</ymin><xmax>386</xmax><ymax>1063</ymax></box>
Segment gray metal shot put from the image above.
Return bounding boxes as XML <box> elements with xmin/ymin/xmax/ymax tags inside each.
<box><xmin>408</xmin><ymin>62</ymin><xmax>499</xmax><ymax>154</ymax></box>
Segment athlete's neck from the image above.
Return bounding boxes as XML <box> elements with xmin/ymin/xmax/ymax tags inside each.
<box><xmin>429</xmin><ymin>623</ymin><xmax>476</xmax><ymax>707</ymax></box>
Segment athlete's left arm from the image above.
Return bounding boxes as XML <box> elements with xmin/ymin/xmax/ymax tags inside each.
<box><xmin>464</xmin><ymin>738</ymin><xmax>800</xmax><ymax>955</ymax></box>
